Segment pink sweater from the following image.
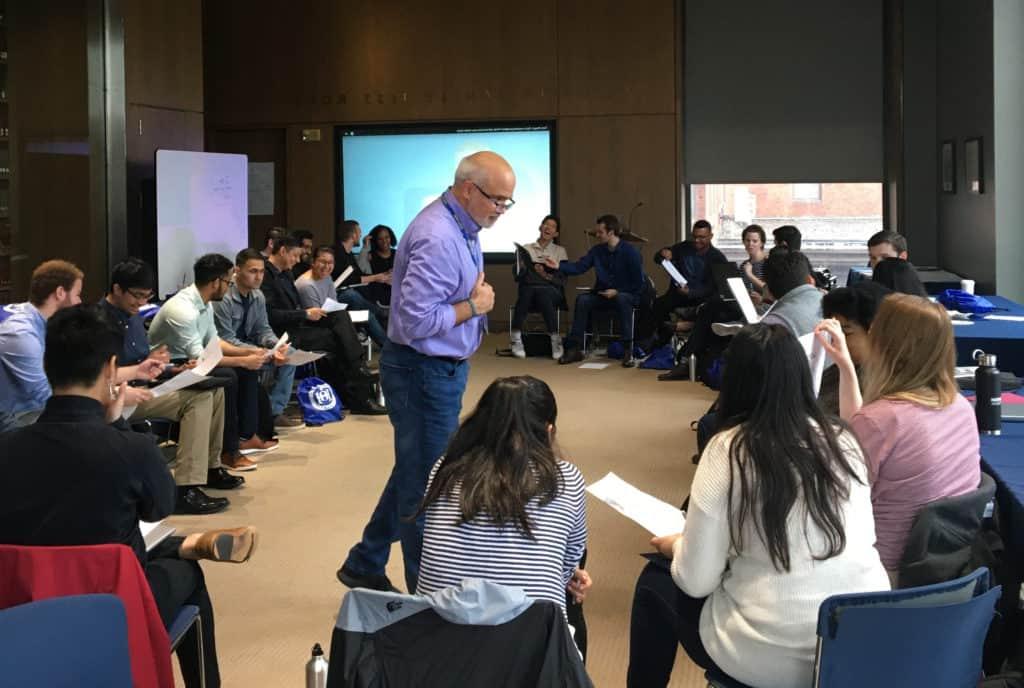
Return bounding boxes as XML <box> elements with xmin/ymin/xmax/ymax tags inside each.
<box><xmin>850</xmin><ymin>395</ymin><xmax>980</xmax><ymax>569</ymax></box>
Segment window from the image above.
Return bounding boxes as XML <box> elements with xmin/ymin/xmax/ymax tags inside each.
<box><xmin>792</xmin><ymin>183</ymin><xmax>822</xmax><ymax>202</ymax></box>
<box><xmin>689</xmin><ymin>183</ymin><xmax>883</xmax><ymax>281</ymax></box>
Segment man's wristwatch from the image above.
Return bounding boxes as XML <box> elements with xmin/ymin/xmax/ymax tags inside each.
<box><xmin>466</xmin><ymin>298</ymin><xmax>478</xmax><ymax>317</ymax></box>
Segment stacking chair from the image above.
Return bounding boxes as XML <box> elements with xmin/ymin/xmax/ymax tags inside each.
<box><xmin>0</xmin><ymin>593</ymin><xmax>133</xmax><ymax>687</ymax></box>
<box><xmin>813</xmin><ymin>566</ymin><xmax>998</xmax><ymax>687</ymax></box>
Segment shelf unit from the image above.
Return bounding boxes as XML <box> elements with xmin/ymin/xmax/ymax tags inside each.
<box><xmin>0</xmin><ymin>1</ymin><xmax>10</xmax><ymax>304</ymax></box>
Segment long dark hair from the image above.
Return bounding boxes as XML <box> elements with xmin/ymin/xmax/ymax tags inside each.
<box><xmin>419</xmin><ymin>376</ymin><xmax>562</xmax><ymax>538</ymax></box>
<box><xmin>716</xmin><ymin>324</ymin><xmax>862</xmax><ymax>571</ymax></box>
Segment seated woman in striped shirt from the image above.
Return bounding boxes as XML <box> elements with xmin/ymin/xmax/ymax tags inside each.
<box><xmin>415</xmin><ymin>375</ymin><xmax>591</xmax><ymax>615</ymax></box>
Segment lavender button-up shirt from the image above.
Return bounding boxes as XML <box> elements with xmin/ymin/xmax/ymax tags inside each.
<box><xmin>388</xmin><ymin>189</ymin><xmax>485</xmax><ymax>359</ymax></box>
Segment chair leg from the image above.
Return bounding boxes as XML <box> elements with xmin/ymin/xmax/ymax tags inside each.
<box><xmin>196</xmin><ymin>612</ymin><xmax>206</xmax><ymax>688</ymax></box>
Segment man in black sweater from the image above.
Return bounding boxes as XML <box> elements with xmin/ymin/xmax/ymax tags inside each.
<box><xmin>262</xmin><ymin>235</ymin><xmax>386</xmax><ymax>415</ymax></box>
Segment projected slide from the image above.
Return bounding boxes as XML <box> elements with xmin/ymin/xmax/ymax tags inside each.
<box><xmin>340</xmin><ymin>126</ymin><xmax>552</xmax><ymax>255</ymax></box>
<box><xmin>156</xmin><ymin>150</ymin><xmax>249</xmax><ymax>298</ymax></box>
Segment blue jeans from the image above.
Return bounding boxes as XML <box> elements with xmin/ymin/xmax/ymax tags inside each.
<box><xmin>344</xmin><ymin>342</ymin><xmax>469</xmax><ymax>591</ymax></box>
<box><xmin>267</xmin><ymin>364</ymin><xmax>296</xmax><ymax>417</ymax></box>
<box><xmin>335</xmin><ymin>288</ymin><xmax>389</xmax><ymax>346</ymax></box>
<box><xmin>566</xmin><ymin>291</ymin><xmax>639</xmax><ymax>350</ymax></box>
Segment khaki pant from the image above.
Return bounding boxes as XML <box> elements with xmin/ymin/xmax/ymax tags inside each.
<box><xmin>130</xmin><ymin>388</ymin><xmax>225</xmax><ymax>486</ymax></box>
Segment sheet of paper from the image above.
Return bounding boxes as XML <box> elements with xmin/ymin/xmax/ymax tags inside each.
<box><xmin>322</xmin><ymin>297</ymin><xmax>347</xmax><ymax>313</ymax></box>
<box><xmin>579</xmin><ymin>362</ymin><xmax>609</xmax><ymax>370</ymax></box>
<box><xmin>727</xmin><ymin>277</ymin><xmax>760</xmax><ymax>324</ymax></box>
<box><xmin>952</xmin><ymin>321</ymin><xmax>974</xmax><ymax>326</ymax></box>
<box><xmin>285</xmin><ymin>350</ymin><xmax>326</xmax><ymax>366</ymax></box>
<box><xmin>586</xmin><ymin>472</ymin><xmax>686</xmax><ymax>537</ymax></box>
<box><xmin>193</xmin><ymin>337</ymin><xmax>223</xmax><ymax>376</ymax></box>
<box><xmin>798</xmin><ymin>332</ymin><xmax>829</xmax><ymax>396</ymax></box>
<box><xmin>660</xmin><ymin>260</ymin><xmax>688</xmax><ymax>287</ymax></box>
<box><xmin>140</xmin><ymin>520</ymin><xmax>175</xmax><ymax>552</ymax></box>
<box><xmin>984</xmin><ymin>315</ymin><xmax>1024</xmax><ymax>322</ymax></box>
<box><xmin>349</xmin><ymin>310</ymin><xmax>369</xmax><ymax>323</ymax></box>
<box><xmin>334</xmin><ymin>266</ymin><xmax>354</xmax><ymax>289</ymax></box>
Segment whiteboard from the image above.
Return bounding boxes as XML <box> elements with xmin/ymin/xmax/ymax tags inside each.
<box><xmin>156</xmin><ymin>150</ymin><xmax>249</xmax><ymax>298</ymax></box>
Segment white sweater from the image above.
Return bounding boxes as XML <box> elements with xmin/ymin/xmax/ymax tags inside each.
<box><xmin>672</xmin><ymin>424</ymin><xmax>890</xmax><ymax>688</ymax></box>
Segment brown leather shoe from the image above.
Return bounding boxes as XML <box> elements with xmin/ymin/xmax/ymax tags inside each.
<box><xmin>239</xmin><ymin>436</ymin><xmax>279</xmax><ymax>455</ymax></box>
<box><xmin>222</xmin><ymin>452</ymin><xmax>258</xmax><ymax>472</ymax></box>
<box><xmin>274</xmin><ymin>414</ymin><xmax>304</xmax><ymax>429</ymax></box>
<box><xmin>189</xmin><ymin>526</ymin><xmax>258</xmax><ymax>563</ymax></box>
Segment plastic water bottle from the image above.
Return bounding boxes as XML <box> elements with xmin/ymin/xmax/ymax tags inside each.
<box><xmin>305</xmin><ymin>643</ymin><xmax>328</xmax><ymax>688</ymax></box>
<box><xmin>974</xmin><ymin>351</ymin><xmax>1002</xmax><ymax>436</ymax></box>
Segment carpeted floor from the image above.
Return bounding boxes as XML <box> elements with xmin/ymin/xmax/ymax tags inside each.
<box><xmin>167</xmin><ymin>335</ymin><xmax>718</xmax><ymax>687</ymax></box>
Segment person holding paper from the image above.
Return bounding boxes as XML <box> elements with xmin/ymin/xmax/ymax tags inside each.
<box><xmin>214</xmin><ymin>249</ymin><xmax>301</xmax><ymax>430</ymax></box>
<box><xmin>103</xmin><ymin>258</ymin><xmax>242</xmax><ymax>515</ymax></box>
<box><xmin>416</xmin><ymin>376</ymin><xmax>590</xmax><ymax>634</ymax></box>
<box><xmin>815</xmin><ymin>293</ymin><xmax>980</xmax><ymax>578</ymax></box>
<box><xmin>643</xmin><ymin>220</ymin><xmax>729</xmax><ymax>340</ymax></box>
<box><xmin>148</xmin><ymin>254</ymin><xmax>278</xmax><ymax>473</ymax></box>
<box><xmin>332</xmin><ymin>220</ymin><xmax>390</xmax><ymax>346</ymax></box>
<box><xmin>0</xmin><ymin>304</ymin><xmax>260</xmax><ymax>688</ymax></box>
<box><xmin>338</xmin><ymin>151</ymin><xmax>510</xmax><ymax>593</ymax></box>
<box><xmin>357</xmin><ymin>224</ymin><xmax>398</xmax><ymax>306</ymax></box>
<box><xmin>627</xmin><ymin>324</ymin><xmax>889</xmax><ymax>688</ymax></box>
<box><xmin>261</xmin><ymin>235</ymin><xmax>386</xmax><ymax>415</ymax></box>
<box><xmin>509</xmin><ymin>215</ymin><xmax>567</xmax><ymax>359</ymax></box>
<box><xmin>295</xmin><ymin>245</ymin><xmax>340</xmax><ymax>309</ymax></box>
<box><xmin>549</xmin><ymin>214</ymin><xmax>645</xmax><ymax>367</ymax></box>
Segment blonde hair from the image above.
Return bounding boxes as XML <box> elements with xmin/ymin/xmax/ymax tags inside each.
<box><xmin>862</xmin><ymin>293</ymin><xmax>958</xmax><ymax>408</ymax></box>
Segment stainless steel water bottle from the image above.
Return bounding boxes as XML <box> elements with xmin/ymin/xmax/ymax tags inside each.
<box><xmin>305</xmin><ymin>643</ymin><xmax>329</xmax><ymax>688</ymax></box>
<box><xmin>974</xmin><ymin>351</ymin><xmax>1002</xmax><ymax>435</ymax></box>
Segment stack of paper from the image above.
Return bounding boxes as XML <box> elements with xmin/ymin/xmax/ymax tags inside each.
<box><xmin>586</xmin><ymin>472</ymin><xmax>686</xmax><ymax>537</ymax></box>
<box><xmin>149</xmin><ymin>336</ymin><xmax>223</xmax><ymax>398</ymax></box>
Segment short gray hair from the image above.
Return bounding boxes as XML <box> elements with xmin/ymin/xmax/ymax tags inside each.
<box><xmin>454</xmin><ymin>153</ymin><xmax>488</xmax><ymax>186</ymax></box>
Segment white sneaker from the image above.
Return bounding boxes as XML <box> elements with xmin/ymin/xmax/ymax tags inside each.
<box><xmin>550</xmin><ymin>334</ymin><xmax>564</xmax><ymax>360</ymax></box>
<box><xmin>711</xmin><ymin>321</ymin><xmax>745</xmax><ymax>337</ymax></box>
<box><xmin>510</xmin><ymin>330</ymin><xmax>526</xmax><ymax>359</ymax></box>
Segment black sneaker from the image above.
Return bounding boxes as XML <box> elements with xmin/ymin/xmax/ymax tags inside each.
<box><xmin>558</xmin><ymin>348</ymin><xmax>585</xmax><ymax>365</ymax></box>
<box><xmin>336</xmin><ymin>564</ymin><xmax>400</xmax><ymax>592</ymax></box>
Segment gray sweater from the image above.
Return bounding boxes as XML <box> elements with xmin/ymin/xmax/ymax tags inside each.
<box><xmin>760</xmin><ymin>283</ymin><xmax>822</xmax><ymax>337</ymax></box>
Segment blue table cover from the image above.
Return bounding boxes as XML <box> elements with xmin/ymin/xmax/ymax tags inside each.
<box><xmin>955</xmin><ymin>296</ymin><xmax>1024</xmax><ymax>375</ymax></box>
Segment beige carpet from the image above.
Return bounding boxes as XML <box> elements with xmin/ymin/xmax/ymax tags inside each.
<box><xmin>168</xmin><ymin>335</ymin><xmax>718</xmax><ymax>687</ymax></box>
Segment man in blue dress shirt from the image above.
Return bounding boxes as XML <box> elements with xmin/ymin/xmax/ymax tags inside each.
<box><xmin>338</xmin><ymin>151</ymin><xmax>515</xmax><ymax>593</ymax></box>
<box><xmin>0</xmin><ymin>260</ymin><xmax>83</xmax><ymax>432</ymax></box>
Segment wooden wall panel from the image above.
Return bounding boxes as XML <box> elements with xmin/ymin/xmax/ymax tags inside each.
<box><xmin>204</xmin><ymin>0</ymin><xmax>558</xmax><ymax>126</ymax></box>
<box><xmin>557</xmin><ymin>0</ymin><xmax>678</xmax><ymax>117</ymax></box>
<box><xmin>285</xmin><ymin>125</ymin><xmax>335</xmax><ymax>246</ymax></box>
<box><xmin>124</xmin><ymin>0</ymin><xmax>204</xmax><ymax>111</ymax></box>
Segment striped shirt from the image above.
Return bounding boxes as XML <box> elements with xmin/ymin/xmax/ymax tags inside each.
<box><xmin>416</xmin><ymin>458</ymin><xmax>587</xmax><ymax>611</ymax></box>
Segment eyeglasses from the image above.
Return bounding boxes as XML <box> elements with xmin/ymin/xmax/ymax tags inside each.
<box><xmin>126</xmin><ymin>289</ymin><xmax>153</xmax><ymax>301</ymax></box>
<box><xmin>472</xmin><ymin>182</ymin><xmax>515</xmax><ymax>211</ymax></box>
<box><xmin>217</xmin><ymin>276</ymin><xmax>234</xmax><ymax>287</ymax></box>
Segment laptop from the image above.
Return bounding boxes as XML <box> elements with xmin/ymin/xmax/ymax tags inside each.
<box><xmin>711</xmin><ymin>263</ymin><xmax>743</xmax><ymax>301</ymax></box>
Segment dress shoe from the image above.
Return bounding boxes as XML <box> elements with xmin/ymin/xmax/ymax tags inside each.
<box><xmin>558</xmin><ymin>348</ymin><xmax>584</xmax><ymax>365</ymax></box>
<box><xmin>175</xmin><ymin>486</ymin><xmax>230</xmax><ymax>515</ymax></box>
<box><xmin>239</xmin><ymin>436</ymin><xmax>279</xmax><ymax>455</ymax></box>
<box><xmin>336</xmin><ymin>564</ymin><xmax>400</xmax><ymax>592</ymax></box>
<box><xmin>186</xmin><ymin>526</ymin><xmax>258</xmax><ymax>563</ymax></box>
<box><xmin>274</xmin><ymin>413</ymin><xmax>304</xmax><ymax>429</ymax></box>
<box><xmin>221</xmin><ymin>451</ymin><xmax>258</xmax><ymax>472</ymax></box>
<box><xmin>658</xmin><ymin>363</ymin><xmax>690</xmax><ymax>381</ymax></box>
<box><xmin>348</xmin><ymin>398</ymin><xmax>388</xmax><ymax>415</ymax></box>
<box><xmin>206</xmin><ymin>467</ymin><xmax>245</xmax><ymax>490</ymax></box>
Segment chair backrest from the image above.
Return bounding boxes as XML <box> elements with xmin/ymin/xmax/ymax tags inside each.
<box><xmin>0</xmin><ymin>543</ymin><xmax>174</xmax><ymax>688</ymax></box>
<box><xmin>899</xmin><ymin>472</ymin><xmax>997</xmax><ymax>588</ymax></box>
<box><xmin>0</xmin><ymin>593</ymin><xmax>133</xmax><ymax>687</ymax></box>
<box><xmin>814</xmin><ymin>567</ymin><xmax>1000</xmax><ymax>688</ymax></box>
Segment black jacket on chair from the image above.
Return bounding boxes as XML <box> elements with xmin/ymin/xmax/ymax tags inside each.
<box><xmin>327</xmin><ymin>580</ymin><xmax>592</xmax><ymax>688</ymax></box>
<box><xmin>899</xmin><ymin>472</ymin><xmax>997</xmax><ymax>588</ymax></box>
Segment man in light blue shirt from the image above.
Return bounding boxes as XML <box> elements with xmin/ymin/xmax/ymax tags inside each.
<box><xmin>339</xmin><ymin>151</ymin><xmax>513</xmax><ymax>593</ymax></box>
<box><xmin>214</xmin><ymin>248</ymin><xmax>299</xmax><ymax>429</ymax></box>
<box><xmin>0</xmin><ymin>260</ymin><xmax>83</xmax><ymax>433</ymax></box>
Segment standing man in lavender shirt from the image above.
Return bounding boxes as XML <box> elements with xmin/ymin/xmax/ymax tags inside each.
<box><xmin>337</xmin><ymin>151</ymin><xmax>515</xmax><ymax>593</ymax></box>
